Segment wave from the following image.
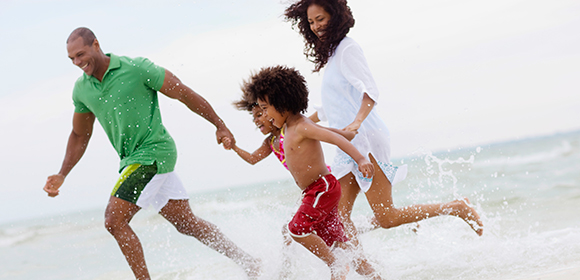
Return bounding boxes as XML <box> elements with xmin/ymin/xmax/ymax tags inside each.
<box><xmin>474</xmin><ymin>139</ymin><xmax>576</xmax><ymax>167</ymax></box>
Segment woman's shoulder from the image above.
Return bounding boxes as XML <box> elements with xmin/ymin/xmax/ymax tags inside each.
<box><xmin>338</xmin><ymin>37</ymin><xmax>360</xmax><ymax>48</ymax></box>
<box><xmin>336</xmin><ymin>37</ymin><xmax>362</xmax><ymax>54</ymax></box>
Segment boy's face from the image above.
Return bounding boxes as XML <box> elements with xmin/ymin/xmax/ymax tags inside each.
<box><xmin>251</xmin><ymin>106</ymin><xmax>275</xmax><ymax>135</ymax></box>
<box><xmin>258</xmin><ymin>97</ymin><xmax>285</xmax><ymax>129</ymax></box>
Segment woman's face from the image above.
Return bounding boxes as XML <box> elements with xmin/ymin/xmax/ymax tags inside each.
<box><xmin>307</xmin><ymin>4</ymin><xmax>331</xmax><ymax>39</ymax></box>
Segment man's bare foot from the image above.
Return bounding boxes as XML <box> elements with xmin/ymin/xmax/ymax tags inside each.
<box><xmin>447</xmin><ymin>198</ymin><xmax>484</xmax><ymax>236</ymax></box>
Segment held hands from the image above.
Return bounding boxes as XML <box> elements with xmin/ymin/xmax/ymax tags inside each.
<box><xmin>216</xmin><ymin>126</ymin><xmax>235</xmax><ymax>150</ymax></box>
<box><xmin>343</xmin><ymin>121</ymin><xmax>361</xmax><ymax>134</ymax></box>
<box><xmin>44</xmin><ymin>174</ymin><xmax>65</xmax><ymax>197</ymax></box>
<box><xmin>342</xmin><ymin>130</ymin><xmax>357</xmax><ymax>141</ymax></box>
<box><xmin>221</xmin><ymin>137</ymin><xmax>234</xmax><ymax>150</ymax></box>
<box><xmin>357</xmin><ymin>159</ymin><xmax>375</xmax><ymax>179</ymax></box>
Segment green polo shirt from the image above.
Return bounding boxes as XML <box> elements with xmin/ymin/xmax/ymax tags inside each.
<box><xmin>72</xmin><ymin>54</ymin><xmax>177</xmax><ymax>174</ymax></box>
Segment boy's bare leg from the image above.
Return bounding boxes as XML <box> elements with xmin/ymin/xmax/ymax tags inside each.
<box><xmin>104</xmin><ymin>196</ymin><xmax>149</xmax><ymax>280</ymax></box>
<box><xmin>280</xmin><ymin>225</ymin><xmax>294</xmax><ymax>279</ymax></box>
<box><xmin>338</xmin><ymin>174</ymin><xmax>382</xmax><ymax>279</ymax></box>
<box><xmin>366</xmin><ymin>154</ymin><xmax>484</xmax><ymax>236</ymax></box>
<box><xmin>291</xmin><ymin>234</ymin><xmax>349</xmax><ymax>280</ymax></box>
<box><xmin>159</xmin><ymin>199</ymin><xmax>261</xmax><ymax>278</ymax></box>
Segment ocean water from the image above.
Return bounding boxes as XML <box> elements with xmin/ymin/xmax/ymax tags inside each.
<box><xmin>1</xmin><ymin>130</ymin><xmax>579</xmax><ymax>280</ymax></box>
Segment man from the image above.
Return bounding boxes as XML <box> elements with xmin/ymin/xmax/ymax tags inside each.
<box><xmin>43</xmin><ymin>27</ymin><xmax>260</xmax><ymax>279</ymax></box>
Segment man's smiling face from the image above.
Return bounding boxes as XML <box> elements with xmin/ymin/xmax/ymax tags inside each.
<box><xmin>67</xmin><ymin>36</ymin><xmax>101</xmax><ymax>77</ymax></box>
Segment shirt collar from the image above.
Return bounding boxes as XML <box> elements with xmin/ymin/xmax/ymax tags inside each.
<box><xmin>85</xmin><ymin>53</ymin><xmax>120</xmax><ymax>83</ymax></box>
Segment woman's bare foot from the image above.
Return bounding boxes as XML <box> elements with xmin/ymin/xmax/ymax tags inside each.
<box><xmin>446</xmin><ymin>198</ymin><xmax>483</xmax><ymax>236</ymax></box>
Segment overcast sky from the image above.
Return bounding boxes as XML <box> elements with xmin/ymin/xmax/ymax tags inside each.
<box><xmin>1</xmin><ymin>0</ymin><xmax>579</xmax><ymax>223</ymax></box>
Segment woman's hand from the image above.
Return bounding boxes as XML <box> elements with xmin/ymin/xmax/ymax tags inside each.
<box><xmin>343</xmin><ymin>121</ymin><xmax>361</xmax><ymax>133</ymax></box>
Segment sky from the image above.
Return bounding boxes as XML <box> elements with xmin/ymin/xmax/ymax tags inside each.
<box><xmin>1</xmin><ymin>0</ymin><xmax>579</xmax><ymax>224</ymax></box>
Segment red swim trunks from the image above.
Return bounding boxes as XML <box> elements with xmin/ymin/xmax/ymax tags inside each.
<box><xmin>288</xmin><ymin>174</ymin><xmax>349</xmax><ymax>247</ymax></box>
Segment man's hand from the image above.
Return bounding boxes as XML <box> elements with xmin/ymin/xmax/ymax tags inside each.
<box><xmin>44</xmin><ymin>174</ymin><xmax>65</xmax><ymax>197</ymax></box>
<box><xmin>217</xmin><ymin>127</ymin><xmax>235</xmax><ymax>150</ymax></box>
<box><xmin>221</xmin><ymin>137</ymin><xmax>234</xmax><ymax>150</ymax></box>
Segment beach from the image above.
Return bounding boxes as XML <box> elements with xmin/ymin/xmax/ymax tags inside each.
<box><xmin>1</xmin><ymin>130</ymin><xmax>579</xmax><ymax>279</ymax></box>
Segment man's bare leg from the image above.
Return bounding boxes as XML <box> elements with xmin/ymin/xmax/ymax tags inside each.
<box><xmin>159</xmin><ymin>199</ymin><xmax>261</xmax><ymax>278</ymax></box>
<box><xmin>104</xmin><ymin>196</ymin><xmax>149</xmax><ymax>280</ymax></box>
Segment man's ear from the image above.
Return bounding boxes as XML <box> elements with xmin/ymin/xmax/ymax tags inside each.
<box><xmin>92</xmin><ymin>39</ymin><xmax>100</xmax><ymax>50</ymax></box>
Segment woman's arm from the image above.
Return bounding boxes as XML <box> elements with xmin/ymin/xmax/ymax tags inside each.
<box><xmin>343</xmin><ymin>92</ymin><xmax>375</xmax><ymax>132</ymax></box>
<box><xmin>308</xmin><ymin>111</ymin><xmax>320</xmax><ymax>123</ymax></box>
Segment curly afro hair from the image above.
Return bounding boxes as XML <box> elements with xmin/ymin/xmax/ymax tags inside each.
<box><xmin>284</xmin><ymin>0</ymin><xmax>355</xmax><ymax>72</ymax></box>
<box><xmin>232</xmin><ymin>89</ymin><xmax>257</xmax><ymax>112</ymax></box>
<box><xmin>242</xmin><ymin>65</ymin><xmax>309</xmax><ymax>115</ymax></box>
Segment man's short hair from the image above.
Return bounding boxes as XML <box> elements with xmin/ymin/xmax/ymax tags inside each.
<box><xmin>67</xmin><ymin>27</ymin><xmax>97</xmax><ymax>46</ymax></box>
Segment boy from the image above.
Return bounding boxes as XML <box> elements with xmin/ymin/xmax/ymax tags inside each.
<box><xmin>243</xmin><ymin>65</ymin><xmax>375</xmax><ymax>279</ymax></box>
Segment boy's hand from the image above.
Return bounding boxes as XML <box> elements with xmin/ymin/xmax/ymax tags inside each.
<box><xmin>342</xmin><ymin>130</ymin><xmax>357</xmax><ymax>141</ymax></box>
<box><xmin>358</xmin><ymin>160</ymin><xmax>375</xmax><ymax>178</ymax></box>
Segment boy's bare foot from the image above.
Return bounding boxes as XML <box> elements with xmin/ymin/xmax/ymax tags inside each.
<box><xmin>446</xmin><ymin>198</ymin><xmax>484</xmax><ymax>236</ymax></box>
<box><xmin>353</xmin><ymin>259</ymin><xmax>383</xmax><ymax>280</ymax></box>
<box><xmin>330</xmin><ymin>262</ymin><xmax>349</xmax><ymax>280</ymax></box>
<box><xmin>243</xmin><ymin>258</ymin><xmax>262</xmax><ymax>279</ymax></box>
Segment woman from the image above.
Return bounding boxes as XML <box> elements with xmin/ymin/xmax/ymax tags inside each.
<box><xmin>284</xmin><ymin>0</ymin><xmax>483</xmax><ymax>261</ymax></box>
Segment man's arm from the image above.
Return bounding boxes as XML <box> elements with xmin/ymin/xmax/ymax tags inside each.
<box><xmin>159</xmin><ymin>69</ymin><xmax>234</xmax><ymax>149</ymax></box>
<box><xmin>44</xmin><ymin>112</ymin><xmax>95</xmax><ymax>197</ymax></box>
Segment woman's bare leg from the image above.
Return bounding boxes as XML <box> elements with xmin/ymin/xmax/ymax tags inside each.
<box><xmin>365</xmin><ymin>154</ymin><xmax>483</xmax><ymax>236</ymax></box>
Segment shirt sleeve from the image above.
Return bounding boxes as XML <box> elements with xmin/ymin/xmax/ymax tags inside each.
<box><xmin>337</xmin><ymin>41</ymin><xmax>380</xmax><ymax>104</ymax></box>
<box><xmin>312</xmin><ymin>103</ymin><xmax>327</xmax><ymax>122</ymax></box>
<box><xmin>72</xmin><ymin>80</ymin><xmax>90</xmax><ymax>113</ymax></box>
<box><xmin>135</xmin><ymin>57</ymin><xmax>166</xmax><ymax>91</ymax></box>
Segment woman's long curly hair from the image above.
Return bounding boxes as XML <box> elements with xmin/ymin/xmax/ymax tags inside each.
<box><xmin>284</xmin><ymin>0</ymin><xmax>355</xmax><ymax>72</ymax></box>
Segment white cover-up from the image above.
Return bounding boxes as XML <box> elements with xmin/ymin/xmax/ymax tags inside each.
<box><xmin>316</xmin><ymin>37</ymin><xmax>407</xmax><ymax>192</ymax></box>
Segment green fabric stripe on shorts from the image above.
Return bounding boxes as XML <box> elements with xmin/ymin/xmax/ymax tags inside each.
<box><xmin>111</xmin><ymin>163</ymin><xmax>157</xmax><ymax>204</ymax></box>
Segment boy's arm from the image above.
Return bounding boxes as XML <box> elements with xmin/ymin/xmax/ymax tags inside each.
<box><xmin>298</xmin><ymin>121</ymin><xmax>374</xmax><ymax>178</ymax></box>
<box><xmin>308</xmin><ymin>112</ymin><xmax>355</xmax><ymax>141</ymax></box>
<box><xmin>229</xmin><ymin>137</ymin><xmax>273</xmax><ymax>165</ymax></box>
<box><xmin>159</xmin><ymin>69</ymin><xmax>235</xmax><ymax>149</ymax></box>
<box><xmin>325</xmin><ymin>127</ymin><xmax>356</xmax><ymax>141</ymax></box>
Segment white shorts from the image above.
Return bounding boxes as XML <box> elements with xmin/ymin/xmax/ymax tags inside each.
<box><xmin>137</xmin><ymin>171</ymin><xmax>189</xmax><ymax>212</ymax></box>
<box><xmin>112</xmin><ymin>163</ymin><xmax>189</xmax><ymax>212</ymax></box>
